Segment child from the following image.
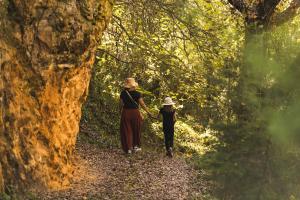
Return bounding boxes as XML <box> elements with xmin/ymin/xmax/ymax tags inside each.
<box><xmin>157</xmin><ymin>97</ymin><xmax>177</xmax><ymax>157</ymax></box>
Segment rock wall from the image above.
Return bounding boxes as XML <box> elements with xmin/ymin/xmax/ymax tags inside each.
<box><xmin>0</xmin><ymin>0</ymin><xmax>112</xmax><ymax>191</ymax></box>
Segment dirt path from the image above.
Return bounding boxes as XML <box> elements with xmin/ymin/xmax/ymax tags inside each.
<box><xmin>40</xmin><ymin>141</ymin><xmax>206</xmax><ymax>200</ymax></box>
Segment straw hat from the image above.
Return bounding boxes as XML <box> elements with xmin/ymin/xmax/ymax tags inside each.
<box><xmin>124</xmin><ymin>78</ymin><xmax>138</xmax><ymax>88</ymax></box>
<box><xmin>162</xmin><ymin>97</ymin><xmax>176</xmax><ymax>105</ymax></box>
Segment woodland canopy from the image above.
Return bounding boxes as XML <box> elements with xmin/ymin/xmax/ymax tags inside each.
<box><xmin>83</xmin><ymin>0</ymin><xmax>300</xmax><ymax>199</ymax></box>
<box><xmin>0</xmin><ymin>0</ymin><xmax>300</xmax><ymax>199</ymax></box>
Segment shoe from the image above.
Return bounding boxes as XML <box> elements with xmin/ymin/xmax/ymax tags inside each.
<box><xmin>167</xmin><ymin>148</ymin><xmax>173</xmax><ymax>158</ymax></box>
<box><xmin>133</xmin><ymin>146</ymin><xmax>142</xmax><ymax>152</ymax></box>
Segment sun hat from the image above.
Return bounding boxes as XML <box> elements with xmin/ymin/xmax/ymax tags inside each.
<box><xmin>162</xmin><ymin>97</ymin><xmax>176</xmax><ymax>105</ymax></box>
<box><xmin>124</xmin><ymin>78</ymin><xmax>138</xmax><ymax>88</ymax></box>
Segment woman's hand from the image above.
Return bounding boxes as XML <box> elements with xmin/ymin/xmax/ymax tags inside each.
<box><xmin>149</xmin><ymin>113</ymin><xmax>161</xmax><ymax>121</ymax></box>
<box><xmin>147</xmin><ymin>112</ymin><xmax>153</xmax><ymax>118</ymax></box>
<box><xmin>138</xmin><ymin>98</ymin><xmax>151</xmax><ymax>114</ymax></box>
<box><xmin>140</xmin><ymin>113</ymin><xmax>144</xmax><ymax>121</ymax></box>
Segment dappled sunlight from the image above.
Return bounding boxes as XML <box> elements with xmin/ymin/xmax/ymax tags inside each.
<box><xmin>1</xmin><ymin>0</ymin><xmax>300</xmax><ymax>199</ymax></box>
<box><xmin>151</xmin><ymin>120</ymin><xmax>218</xmax><ymax>155</ymax></box>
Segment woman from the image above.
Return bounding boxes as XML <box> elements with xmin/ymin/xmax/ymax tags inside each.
<box><xmin>119</xmin><ymin>78</ymin><xmax>152</xmax><ymax>154</ymax></box>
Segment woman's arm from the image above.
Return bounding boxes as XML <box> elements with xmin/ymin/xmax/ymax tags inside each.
<box><xmin>138</xmin><ymin>98</ymin><xmax>152</xmax><ymax>117</ymax></box>
<box><xmin>119</xmin><ymin>99</ymin><xmax>124</xmax><ymax>114</ymax></box>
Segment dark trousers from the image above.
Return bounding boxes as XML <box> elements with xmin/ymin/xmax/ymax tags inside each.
<box><xmin>120</xmin><ymin>109</ymin><xmax>142</xmax><ymax>152</ymax></box>
<box><xmin>163</xmin><ymin>127</ymin><xmax>174</xmax><ymax>150</ymax></box>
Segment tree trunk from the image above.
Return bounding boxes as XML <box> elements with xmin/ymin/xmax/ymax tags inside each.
<box><xmin>0</xmin><ymin>0</ymin><xmax>112</xmax><ymax>192</ymax></box>
<box><xmin>233</xmin><ymin>23</ymin><xmax>267</xmax><ymax>122</ymax></box>
<box><xmin>226</xmin><ymin>0</ymin><xmax>280</xmax><ymax>122</ymax></box>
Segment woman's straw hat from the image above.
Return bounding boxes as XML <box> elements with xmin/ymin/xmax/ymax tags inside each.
<box><xmin>162</xmin><ymin>97</ymin><xmax>176</xmax><ymax>105</ymax></box>
<box><xmin>124</xmin><ymin>78</ymin><xmax>138</xmax><ymax>88</ymax></box>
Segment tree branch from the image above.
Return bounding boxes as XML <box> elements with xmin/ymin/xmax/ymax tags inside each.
<box><xmin>227</xmin><ymin>0</ymin><xmax>246</xmax><ymax>14</ymax></box>
<box><xmin>272</xmin><ymin>0</ymin><xmax>300</xmax><ymax>26</ymax></box>
<box><xmin>97</xmin><ymin>49</ymin><xmax>144</xmax><ymax>65</ymax></box>
<box><xmin>261</xmin><ymin>0</ymin><xmax>282</xmax><ymax>21</ymax></box>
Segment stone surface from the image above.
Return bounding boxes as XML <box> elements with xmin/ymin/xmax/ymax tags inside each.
<box><xmin>0</xmin><ymin>0</ymin><xmax>112</xmax><ymax>192</ymax></box>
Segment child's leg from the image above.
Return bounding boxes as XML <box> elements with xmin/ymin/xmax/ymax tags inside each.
<box><xmin>164</xmin><ymin>129</ymin><xmax>174</xmax><ymax>157</ymax></box>
<box><xmin>170</xmin><ymin>128</ymin><xmax>174</xmax><ymax>148</ymax></box>
<box><xmin>163</xmin><ymin>131</ymin><xmax>169</xmax><ymax>150</ymax></box>
<box><xmin>164</xmin><ymin>129</ymin><xmax>172</xmax><ymax>150</ymax></box>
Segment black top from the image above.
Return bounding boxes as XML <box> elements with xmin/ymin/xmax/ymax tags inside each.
<box><xmin>120</xmin><ymin>90</ymin><xmax>141</xmax><ymax>109</ymax></box>
<box><xmin>159</xmin><ymin>108</ymin><xmax>175</xmax><ymax>130</ymax></box>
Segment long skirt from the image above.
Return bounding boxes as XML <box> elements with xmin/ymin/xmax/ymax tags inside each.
<box><xmin>120</xmin><ymin>109</ymin><xmax>142</xmax><ymax>152</ymax></box>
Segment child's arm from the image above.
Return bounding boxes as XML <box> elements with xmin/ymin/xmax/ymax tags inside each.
<box><xmin>173</xmin><ymin>112</ymin><xmax>177</xmax><ymax>123</ymax></box>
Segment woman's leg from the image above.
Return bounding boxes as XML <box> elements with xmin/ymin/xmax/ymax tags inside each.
<box><xmin>132</xmin><ymin>110</ymin><xmax>142</xmax><ymax>148</ymax></box>
<box><xmin>120</xmin><ymin>110</ymin><xmax>133</xmax><ymax>152</ymax></box>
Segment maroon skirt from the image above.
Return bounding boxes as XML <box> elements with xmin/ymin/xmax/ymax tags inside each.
<box><xmin>120</xmin><ymin>109</ymin><xmax>142</xmax><ymax>152</ymax></box>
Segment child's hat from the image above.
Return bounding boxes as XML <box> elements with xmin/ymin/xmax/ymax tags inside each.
<box><xmin>162</xmin><ymin>97</ymin><xmax>176</xmax><ymax>105</ymax></box>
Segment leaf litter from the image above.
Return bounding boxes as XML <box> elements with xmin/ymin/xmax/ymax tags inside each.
<box><xmin>39</xmin><ymin>137</ymin><xmax>207</xmax><ymax>200</ymax></box>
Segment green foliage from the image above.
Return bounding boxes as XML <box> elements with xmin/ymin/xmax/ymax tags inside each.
<box><xmin>0</xmin><ymin>185</ymin><xmax>38</xmax><ymax>200</ymax></box>
<box><xmin>82</xmin><ymin>0</ymin><xmax>242</xmax><ymax>132</ymax></box>
<box><xmin>82</xmin><ymin>0</ymin><xmax>300</xmax><ymax>199</ymax></box>
<box><xmin>151</xmin><ymin>119</ymin><xmax>218</xmax><ymax>154</ymax></box>
<box><xmin>198</xmin><ymin>14</ymin><xmax>300</xmax><ymax>199</ymax></box>
<box><xmin>0</xmin><ymin>192</ymin><xmax>11</xmax><ymax>200</ymax></box>
<box><xmin>88</xmin><ymin>0</ymin><xmax>243</xmax><ymax>125</ymax></box>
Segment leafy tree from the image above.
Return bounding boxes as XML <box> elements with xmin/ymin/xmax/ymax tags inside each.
<box><xmin>83</xmin><ymin>0</ymin><xmax>242</xmax><ymax>128</ymax></box>
<box><xmin>82</xmin><ymin>0</ymin><xmax>300</xmax><ymax>199</ymax></box>
<box><xmin>200</xmin><ymin>1</ymin><xmax>300</xmax><ymax>199</ymax></box>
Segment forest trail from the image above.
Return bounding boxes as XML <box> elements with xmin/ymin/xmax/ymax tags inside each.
<box><xmin>40</xmin><ymin>135</ymin><xmax>206</xmax><ymax>200</ymax></box>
